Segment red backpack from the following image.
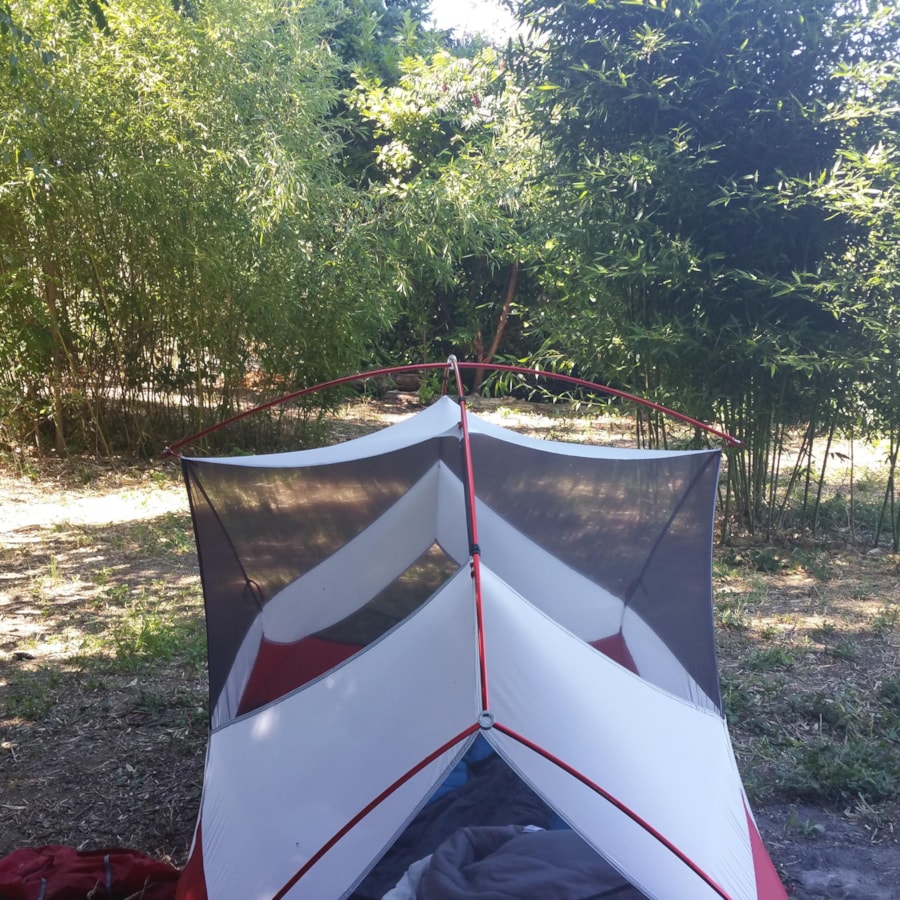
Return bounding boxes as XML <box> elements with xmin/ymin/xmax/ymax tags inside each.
<box><xmin>0</xmin><ymin>845</ymin><xmax>179</xmax><ymax>900</ymax></box>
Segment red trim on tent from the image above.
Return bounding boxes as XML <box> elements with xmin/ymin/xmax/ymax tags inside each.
<box><xmin>174</xmin><ymin>824</ymin><xmax>207</xmax><ymax>900</ymax></box>
<box><xmin>745</xmin><ymin>801</ymin><xmax>789</xmax><ymax>899</ymax></box>
<box><xmin>236</xmin><ymin>636</ymin><xmax>363</xmax><ymax>716</ymax></box>
<box><xmin>493</xmin><ymin>722</ymin><xmax>734</xmax><ymax>900</ymax></box>
<box><xmin>272</xmin><ymin>725</ymin><xmax>480</xmax><ymax>900</ymax></box>
<box><xmin>590</xmin><ymin>632</ymin><xmax>638</xmax><ymax>673</ymax></box>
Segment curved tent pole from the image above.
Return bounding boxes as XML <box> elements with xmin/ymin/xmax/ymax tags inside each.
<box><xmin>493</xmin><ymin>723</ymin><xmax>734</xmax><ymax>900</ymax></box>
<box><xmin>458</xmin><ymin>362</ymin><xmax>740</xmax><ymax>448</ymax></box>
<box><xmin>271</xmin><ymin>724</ymin><xmax>481</xmax><ymax>900</ymax></box>
<box><xmin>160</xmin><ymin>360</ymin><xmax>740</xmax><ymax>458</ymax></box>
<box><xmin>160</xmin><ymin>362</ymin><xmax>449</xmax><ymax>458</ymax></box>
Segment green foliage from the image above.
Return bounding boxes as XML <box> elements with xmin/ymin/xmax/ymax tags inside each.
<box><xmin>715</xmin><ymin>594</ymin><xmax>750</xmax><ymax>631</ymax></box>
<box><xmin>872</xmin><ymin>603</ymin><xmax>900</xmax><ymax>638</ymax></box>
<box><xmin>746</xmin><ymin>646</ymin><xmax>796</xmax><ymax>672</ymax></box>
<box><xmin>515</xmin><ymin>0</ymin><xmax>900</xmax><ymax>535</ymax></box>
<box><xmin>721</xmin><ymin>671</ymin><xmax>784</xmax><ymax>735</ymax></box>
<box><xmin>746</xmin><ymin>547</ymin><xmax>787</xmax><ymax>574</ymax></box>
<box><xmin>728</xmin><ymin>663</ymin><xmax>900</xmax><ymax>806</ymax></box>
<box><xmin>878</xmin><ymin>677</ymin><xmax>900</xmax><ymax>712</ymax></box>
<box><xmin>0</xmin><ymin>0</ymin><xmax>386</xmax><ymax>454</ymax></box>
<box><xmin>76</xmin><ymin>586</ymin><xmax>207</xmax><ymax>674</ymax></box>
<box><xmin>4</xmin><ymin>667</ymin><xmax>61</xmax><ymax>721</ymax></box>
<box><xmin>779</xmin><ymin>737</ymin><xmax>900</xmax><ymax>804</ymax></box>
<box><xmin>328</xmin><ymin>0</ymin><xmax>435</xmax><ymax>84</ymax></box>
<box><xmin>348</xmin><ymin>46</ymin><xmax>549</xmax><ymax>368</ymax></box>
<box><xmin>783</xmin><ymin>809</ymin><xmax>825</xmax><ymax>838</ymax></box>
<box><xmin>824</xmin><ymin>639</ymin><xmax>861</xmax><ymax>661</ymax></box>
<box><xmin>3</xmin><ymin>0</ymin><xmax>900</xmax><ymax>506</ymax></box>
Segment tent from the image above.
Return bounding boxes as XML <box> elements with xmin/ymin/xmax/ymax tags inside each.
<box><xmin>174</xmin><ymin>367</ymin><xmax>787</xmax><ymax>900</ymax></box>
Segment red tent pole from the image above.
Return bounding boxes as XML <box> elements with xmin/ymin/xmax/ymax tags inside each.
<box><xmin>448</xmin><ymin>356</ymin><xmax>490</xmax><ymax>714</ymax></box>
<box><xmin>160</xmin><ymin>362</ymin><xmax>451</xmax><ymax>457</ymax></box>
<box><xmin>271</xmin><ymin>724</ymin><xmax>480</xmax><ymax>900</ymax></box>
<box><xmin>493</xmin><ymin>723</ymin><xmax>734</xmax><ymax>900</ymax></box>
<box><xmin>161</xmin><ymin>360</ymin><xmax>741</xmax><ymax>457</ymax></box>
<box><xmin>456</xmin><ymin>362</ymin><xmax>740</xmax><ymax>447</ymax></box>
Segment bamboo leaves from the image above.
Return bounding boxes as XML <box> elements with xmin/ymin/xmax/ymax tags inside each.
<box><xmin>0</xmin><ymin>0</ymin><xmax>367</xmax><ymax>451</ymax></box>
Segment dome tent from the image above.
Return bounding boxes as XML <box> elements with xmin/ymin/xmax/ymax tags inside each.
<box><xmin>172</xmin><ymin>360</ymin><xmax>787</xmax><ymax>900</ymax></box>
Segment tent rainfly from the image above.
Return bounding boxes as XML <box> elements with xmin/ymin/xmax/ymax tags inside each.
<box><xmin>174</xmin><ymin>371</ymin><xmax>788</xmax><ymax>900</ymax></box>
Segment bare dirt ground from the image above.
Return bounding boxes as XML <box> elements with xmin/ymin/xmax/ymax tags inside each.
<box><xmin>1</xmin><ymin>396</ymin><xmax>898</xmax><ymax>898</ymax></box>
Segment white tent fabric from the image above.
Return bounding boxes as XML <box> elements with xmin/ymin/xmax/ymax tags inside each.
<box><xmin>479</xmin><ymin>566</ymin><xmax>755</xmax><ymax>899</ymax></box>
<box><xmin>199</xmin><ymin>570</ymin><xmax>479</xmax><ymax>900</ymax></box>
<box><xmin>201</xmin><ymin>396</ymin><xmax>463</xmax><ymax>468</ymax></box>
<box><xmin>464</xmin><ymin>403</ymin><xmax>712</xmax><ymax>460</ymax></box>
<box><xmin>211</xmin><ymin>461</ymin><xmax>469</xmax><ymax>727</ymax></box>
<box><xmin>178</xmin><ymin>394</ymin><xmax>787</xmax><ymax>900</ymax></box>
<box><xmin>212</xmin><ymin>456</ymin><xmax>714</xmax><ymax>726</ymax></box>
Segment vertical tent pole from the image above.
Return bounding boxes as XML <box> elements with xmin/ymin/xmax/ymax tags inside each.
<box><xmin>447</xmin><ymin>356</ymin><xmax>490</xmax><ymax>715</ymax></box>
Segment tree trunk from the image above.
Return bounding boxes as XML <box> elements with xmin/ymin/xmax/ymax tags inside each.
<box><xmin>42</xmin><ymin>252</ymin><xmax>67</xmax><ymax>454</ymax></box>
<box><xmin>473</xmin><ymin>261</ymin><xmax>519</xmax><ymax>392</ymax></box>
